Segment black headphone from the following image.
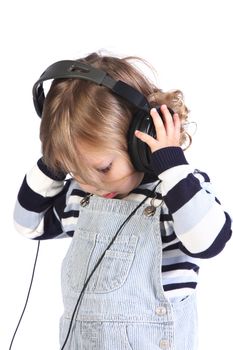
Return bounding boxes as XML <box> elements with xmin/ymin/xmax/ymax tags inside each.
<box><xmin>32</xmin><ymin>60</ymin><xmax>169</xmax><ymax>173</ymax></box>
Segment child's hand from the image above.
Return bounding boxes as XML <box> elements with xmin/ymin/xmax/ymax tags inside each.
<box><xmin>135</xmin><ymin>105</ymin><xmax>181</xmax><ymax>153</ymax></box>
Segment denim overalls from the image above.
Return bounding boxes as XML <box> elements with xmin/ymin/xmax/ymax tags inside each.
<box><xmin>60</xmin><ymin>194</ymin><xmax>198</xmax><ymax>349</ymax></box>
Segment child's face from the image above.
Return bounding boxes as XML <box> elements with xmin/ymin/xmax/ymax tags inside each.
<box><xmin>74</xmin><ymin>143</ymin><xmax>144</xmax><ymax>198</ymax></box>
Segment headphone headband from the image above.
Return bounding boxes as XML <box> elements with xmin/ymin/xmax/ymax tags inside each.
<box><xmin>32</xmin><ymin>60</ymin><xmax>150</xmax><ymax>117</ymax></box>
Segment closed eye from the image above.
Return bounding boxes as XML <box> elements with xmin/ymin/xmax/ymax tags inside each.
<box><xmin>97</xmin><ymin>162</ymin><xmax>112</xmax><ymax>174</ymax></box>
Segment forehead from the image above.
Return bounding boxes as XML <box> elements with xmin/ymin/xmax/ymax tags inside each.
<box><xmin>76</xmin><ymin>142</ymin><xmax>115</xmax><ymax>166</ymax></box>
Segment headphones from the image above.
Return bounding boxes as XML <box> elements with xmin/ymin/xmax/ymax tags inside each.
<box><xmin>32</xmin><ymin>60</ymin><xmax>169</xmax><ymax>173</ymax></box>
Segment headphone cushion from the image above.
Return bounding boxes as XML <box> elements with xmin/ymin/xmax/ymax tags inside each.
<box><xmin>128</xmin><ymin>109</ymin><xmax>156</xmax><ymax>172</ymax></box>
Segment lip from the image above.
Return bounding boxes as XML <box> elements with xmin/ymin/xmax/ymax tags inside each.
<box><xmin>102</xmin><ymin>192</ymin><xmax>117</xmax><ymax>199</ymax></box>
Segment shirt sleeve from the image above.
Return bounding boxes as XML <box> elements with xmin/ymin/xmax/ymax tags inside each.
<box><xmin>13</xmin><ymin>158</ymin><xmax>71</xmax><ymax>240</ymax></box>
<box><xmin>150</xmin><ymin>147</ymin><xmax>232</xmax><ymax>258</ymax></box>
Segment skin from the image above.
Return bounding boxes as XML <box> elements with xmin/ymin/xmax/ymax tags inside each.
<box><xmin>75</xmin><ymin>105</ymin><xmax>181</xmax><ymax>198</ymax></box>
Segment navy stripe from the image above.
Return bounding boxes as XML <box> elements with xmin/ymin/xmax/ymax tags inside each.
<box><xmin>163</xmin><ymin>242</ymin><xmax>180</xmax><ymax>251</ymax></box>
<box><xmin>66</xmin><ymin>231</ymin><xmax>74</xmax><ymax>237</ymax></box>
<box><xmin>17</xmin><ymin>177</ymin><xmax>57</xmax><ymax>212</ymax></box>
<box><xmin>160</xmin><ymin>213</ymin><xmax>173</xmax><ymax>221</ymax></box>
<box><xmin>162</xmin><ymin>262</ymin><xmax>199</xmax><ymax>272</ymax></box>
<box><xmin>161</xmin><ymin>231</ymin><xmax>177</xmax><ymax>243</ymax></box>
<box><xmin>63</xmin><ymin>210</ymin><xmax>79</xmax><ymax>219</ymax></box>
<box><xmin>140</xmin><ymin>172</ymin><xmax>158</xmax><ymax>184</ymax></box>
<box><xmin>163</xmin><ymin>282</ymin><xmax>197</xmax><ymax>291</ymax></box>
<box><xmin>37</xmin><ymin>158</ymin><xmax>66</xmax><ymax>180</ymax></box>
<box><xmin>33</xmin><ymin>207</ymin><xmax>63</xmax><ymax>240</ymax></box>
<box><xmin>164</xmin><ymin>174</ymin><xmax>202</xmax><ymax>213</ymax></box>
<box><xmin>150</xmin><ymin>147</ymin><xmax>188</xmax><ymax>176</ymax></box>
<box><xmin>70</xmin><ymin>188</ymin><xmax>87</xmax><ymax>197</ymax></box>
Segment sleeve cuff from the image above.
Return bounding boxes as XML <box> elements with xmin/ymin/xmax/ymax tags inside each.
<box><xmin>37</xmin><ymin>158</ymin><xmax>67</xmax><ymax>181</ymax></box>
<box><xmin>150</xmin><ymin>147</ymin><xmax>188</xmax><ymax>176</ymax></box>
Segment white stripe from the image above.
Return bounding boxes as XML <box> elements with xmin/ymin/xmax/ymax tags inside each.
<box><xmin>138</xmin><ymin>181</ymin><xmax>161</xmax><ymax>192</ymax></box>
<box><xmin>162</xmin><ymin>269</ymin><xmax>198</xmax><ymax>279</ymax></box>
<box><xmin>164</xmin><ymin>287</ymin><xmax>195</xmax><ymax>301</ymax></box>
<box><xmin>67</xmin><ymin>194</ymin><xmax>84</xmax><ymax>205</ymax></box>
<box><xmin>62</xmin><ymin>216</ymin><xmax>78</xmax><ymax>227</ymax></box>
<box><xmin>159</xmin><ymin>164</ymin><xmax>194</xmax><ymax>196</ymax></box>
<box><xmin>26</xmin><ymin>164</ymin><xmax>64</xmax><ymax>197</ymax></box>
<box><xmin>14</xmin><ymin>219</ymin><xmax>44</xmax><ymax>238</ymax></box>
<box><xmin>176</xmin><ymin>203</ymin><xmax>226</xmax><ymax>253</ymax></box>
<box><xmin>162</xmin><ymin>221</ymin><xmax>175</xmax><ymax>237</ymax></box>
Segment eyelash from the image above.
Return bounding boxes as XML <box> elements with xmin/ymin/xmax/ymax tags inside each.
<box><xmin>99</xmin><ymin>163</ymin><xmax>112</xmax><ymax>174</ymax></box>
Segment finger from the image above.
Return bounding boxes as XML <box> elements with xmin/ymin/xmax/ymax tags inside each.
<box><xmin>173</xmin><ymin>113</ymin><xmax>181</xmax><ymax>140</ymax></box>
<box><xmin>150</xmin><ymin>108</ymin><xmax>166</xmax><ymax>140</ymax></box>
<box><xmin>160</xmin><ymin>104</ymin><xmax>175</xmax><ymax>136</ymax></box>
<box><xmin>134</xmin><ymin>130</ymin><xmax>159</xmax><ymax>153</ymax></box>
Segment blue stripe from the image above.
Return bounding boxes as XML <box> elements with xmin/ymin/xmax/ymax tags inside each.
<box><xmin>14</xmin><ymin>201</ymin><xmax>64</xmax><ymax>240</ymax></box>
<box><xmin>14</xmin><ymin>200</ymin><xmax>44</xmax><ymax>229</ymax></box>
<box><xmin>162</xmin><ymin>254</ymin><xmax>199</xmax><ymax>266</ymax></box>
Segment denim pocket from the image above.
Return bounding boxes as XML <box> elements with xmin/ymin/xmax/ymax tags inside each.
<box><xmin>86</xmin><ymin>244</ymin><xmax>137</xmax><ymax>293</ymax></box>
<box><xmin>62</xmin><ymin>229</ymin><xmax>138</xmax><ymax>294</ymax></box>
<box><xmin>60</xmin><ymin>320</ymin><xmax>134</xmax><ymax>350</ymax></box>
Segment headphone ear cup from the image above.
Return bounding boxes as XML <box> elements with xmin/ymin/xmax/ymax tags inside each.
<box><xmin>128</xmin><ymin>109</ymin><xmax>156</xmax><ymax>173</ymax></box>
<box><xmin>33</xmin><ymin>84</ymin><xmax>45</xmax><ymax>117</ymax></box>
<box><xmin>128</xmin><ymin>106</ymin><xmax>174</xmax><ymax>173</ymax></box>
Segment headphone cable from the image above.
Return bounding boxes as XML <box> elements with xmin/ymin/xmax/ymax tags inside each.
<box><xmin>8</xmin><ymin>240</ymin><xmax>40</xmax><ymax>350</ymax></box>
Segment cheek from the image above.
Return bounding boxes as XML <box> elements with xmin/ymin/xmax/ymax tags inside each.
<box><xmin>115</xmin><ymin>160</ymin><xmax>134</xmax><ymax>176</ymax></box>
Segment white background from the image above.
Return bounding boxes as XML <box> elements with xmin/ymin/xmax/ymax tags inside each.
<box><xmin>1</xmin><ymin>0</ymin><xmax>232</xmax><ymax>349</ymax></box>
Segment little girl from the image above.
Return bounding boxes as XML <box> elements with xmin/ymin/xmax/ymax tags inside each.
<box><xmin>14</xmin><ymin>52</ymin><xmax>232</xmax><ymax>350</ymax></box>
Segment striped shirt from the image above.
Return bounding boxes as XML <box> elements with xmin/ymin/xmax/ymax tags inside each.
<box><xmin>14</xmin><ymin>147</ymin><xmax>232</xmax><ymax>301</ymax></box>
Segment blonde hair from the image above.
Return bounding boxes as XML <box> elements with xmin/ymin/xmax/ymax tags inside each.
<box><xmin>40</xmin><ymin>52</ymin><xmax>190</xmax><ymax>182</ymax></box>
